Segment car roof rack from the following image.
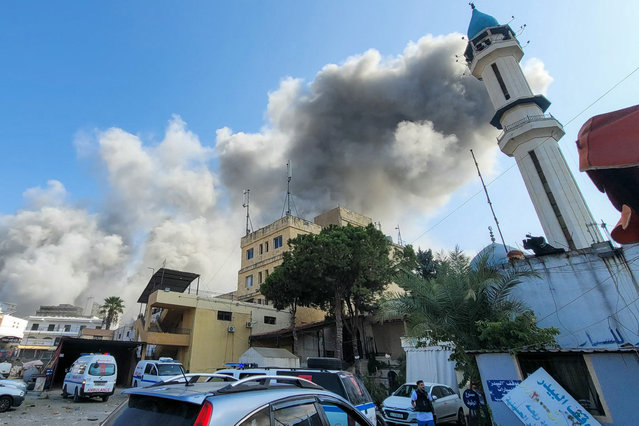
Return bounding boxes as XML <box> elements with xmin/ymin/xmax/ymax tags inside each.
<box><xmin>150</xmin><ymin>373</ymin><xmax>238</xmax><ymax>387</ymax></box>
<box><xmin>216</xmin><ymin>375</ymin><xmax>324</xmax><ymax>394</ymax></box>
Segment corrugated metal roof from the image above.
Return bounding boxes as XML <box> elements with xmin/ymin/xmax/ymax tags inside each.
<box><xmin>467</xmin><ymin>346</ymin><xmax>639</xmax><ymax>355</ymax></box>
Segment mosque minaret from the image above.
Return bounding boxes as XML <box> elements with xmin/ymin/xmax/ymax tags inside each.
<box><xmin>464</xmin><ymin>5</ymin><xmax>603</xmax><ymax>250</ymax></box>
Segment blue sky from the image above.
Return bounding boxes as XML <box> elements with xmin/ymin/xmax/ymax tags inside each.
<box><xmin>1</xmin><ymin>1</ymin><xmax>638</xmax><ymax>315</ymax></box>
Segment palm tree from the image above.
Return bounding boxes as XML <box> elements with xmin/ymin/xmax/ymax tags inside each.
<box><xmin>99</xmin><ymin>297</ymin><xmax>125</xmax><ymax>330</ymax></box>
<box><xmin>384</xmin><ymin>249</ymin><xmax>556</xmax><ymax>384</ymax></box>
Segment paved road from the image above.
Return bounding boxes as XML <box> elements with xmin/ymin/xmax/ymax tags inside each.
<box><xmin>1</xmin><ymin>387</ymin><xmax>127</xmax><ymax>425</ymax></box>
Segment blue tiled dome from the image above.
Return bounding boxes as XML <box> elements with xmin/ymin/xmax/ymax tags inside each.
<box><xmin>470</xmin><ymin>243</ymin><xmax>517</xmax><ymax>269</ymax></box>
<box><xmin>467</xmin><ymin>8</ymin><xmax>500</xmax><ymax>39</ymax></box>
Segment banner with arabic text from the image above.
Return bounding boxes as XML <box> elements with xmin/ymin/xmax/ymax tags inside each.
<box><xmin>502</xmin><ymin>367</ymin><xmax>600</xmax><ymax>425</ymax></box>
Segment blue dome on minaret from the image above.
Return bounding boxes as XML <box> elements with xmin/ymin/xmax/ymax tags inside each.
<box><xmin>467</xmin><ymin>6</ymin><xmax>500</xmax><ymax>39</ymax></box>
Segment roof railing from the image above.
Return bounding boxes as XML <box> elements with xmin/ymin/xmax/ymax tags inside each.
<box><xmin>498</xmin><ymin>113</ymin><xmax>557</xmax><ymax>139</ymax></box>
<box><xmin>217</xmin><ymin>375</ymin><xmax>324</xmax><ymax>394</ymax></box>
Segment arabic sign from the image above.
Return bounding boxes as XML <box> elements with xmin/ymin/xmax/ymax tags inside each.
<box><xmin>463</xmin><ymin>389</ymin><xmax>480</xmax><ymax>408</ymax></box>
<box><xmin>502</xmin><ymin>368</ymin><xmax>600</xmax><ymax>426</ymax></box>
<box><xmin>487</xmin><ymin>379</ymin><xmax>521</xmax><ymax>401</ymax></box>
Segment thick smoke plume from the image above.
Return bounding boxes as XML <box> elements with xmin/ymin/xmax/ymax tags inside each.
<box><xmin>0</xmin><ymin>33</ymin><xmax>553</xmax><ymax>319</ymax></box>
<box><xmin>217</xmin><ymin>34</ymin><xmax>498</xmax><ymax>226</ymax></box>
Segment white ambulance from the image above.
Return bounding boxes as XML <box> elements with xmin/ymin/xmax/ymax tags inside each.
<box><xmin>62</xmin><ymin>353</ymin><xmax>117</xmax><ymax>402</ymax></box>
<box><xmin>131</xmin><ymin>357</ymin><xmax>184</xmax><ymax>387</ymax></box>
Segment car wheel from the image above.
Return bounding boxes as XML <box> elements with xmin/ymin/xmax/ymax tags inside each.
<box><xmin>73</xmin><ymin>388</ymin><xmax>80</xmax><ymax>402</ymax></box>
<box><xmin>0</xmin><ymin>396</ymin><xmax>11</xmax><ymax>413</ymax></box>
<box><xmin>62</xmin><ymin>385</ymin><xmax>68</xmax><ymax>399</ymax></box>
<box><xmin>456</xmin><ymin>408</ymin><xmax>466</xmax><ymax>425</ymax></box>
<box><xmin>102</xmin><ymin>395</ymin><xmax>109</xmax><ymax>402</ymax></box>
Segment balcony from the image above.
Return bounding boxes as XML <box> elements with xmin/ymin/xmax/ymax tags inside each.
<box><xmin>138</xmin><ymin>327</ymin><xmax>191</xmax><ymax>347</ymax></box>
<box><xmin>24</xmin><ymin>330</ymin><xmax>80</xmax><ymax>337</ymax></box>
<box><xmin>498</xmin><ymin>113</ymin><xmax>558</xmax><ymax>140</ymax></box>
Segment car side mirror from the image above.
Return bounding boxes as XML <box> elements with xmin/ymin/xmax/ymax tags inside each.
<box><xmin>432</xmin><ymin>395</ymin><xmax>438</xmax><ymax>400</ymax></box>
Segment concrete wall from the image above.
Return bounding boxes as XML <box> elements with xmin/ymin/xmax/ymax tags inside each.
<box><xmin>189</xmin><ymin>307</ymin><xmax>251</xmax><ymax>372</ymax></box>
<box><xmin>586</xmin><ymin>352</ymin><xmax>639</xmax><ymax>425</ymax></box>
<box><xmin>506</xmin><ymin>243</ymin><xmax>639</xmax><ymax>349</ymax></box>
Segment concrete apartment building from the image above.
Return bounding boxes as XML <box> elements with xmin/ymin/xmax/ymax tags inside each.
<box><xmin>134</xmin><ymin>269</ymin><xmax>291</xmax><ymax>373</ymax></box>
<box><xmin>235</xmin><ymin>207</ymin><xmax>373</xmax><ymax>325</ymax></box>
<box><xmin>18</xmin><ymin>308</ymin><xmax>103</xmax><ymax>361</ymax></box>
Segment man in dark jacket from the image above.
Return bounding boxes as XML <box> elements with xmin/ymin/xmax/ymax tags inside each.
<box><xmin>411</xmin><ymin>380</ymin><xmax>435</xmax><ymax>426</ymax></box>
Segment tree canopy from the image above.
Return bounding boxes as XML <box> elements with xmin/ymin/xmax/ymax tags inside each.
<box><xmin>385</xmin><ymin>248</ymin><xmax>558</xmax><ymax>384</ymax></box>
<box><xmin>260</xmin><ymin>223</ymin><xmax>394</xmax><ymax>369</ymax></box>
<box><xmin>99</xmin><ymin>296</ymin><xmax>125</xmax><ymax>330</ymax></box>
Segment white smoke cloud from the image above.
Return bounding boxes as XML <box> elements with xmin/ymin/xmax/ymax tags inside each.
<box><xmin>523</xmin><ymin>57</ymin><xmax>554</xmax><ymax>95</ymax></box>
<box><xmin>0</xmin><ymin>198</ymin><xmax>128</xmax><ymax>316</ymax></box>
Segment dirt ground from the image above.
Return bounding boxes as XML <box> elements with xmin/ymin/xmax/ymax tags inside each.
<box><xmin>0</xmin><ymin>387</ymin><xmax>128</xmax><ymax>425</ymax></box>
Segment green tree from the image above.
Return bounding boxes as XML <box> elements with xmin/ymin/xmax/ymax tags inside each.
<box><xmin>99</xmin><ymin>296</ymin><xmax>125</xmax><ymax>330</ymax></box>
<box><xmin>263</xmin><ymin>224</ymin><xmax>393</xmax><ymax>372</ymax></box>
<box><xmin>385</xmin><ymin>249</ymin><xmax>558</xmax><ymax>384</ymax></box>
<box><xmin>416</xmin><ymin>248</ymin><xmax>436</xmax><ymax>280</ymax></box>
<box><xmin>260</xmin><ymin>235</ymin><xmax>328</xmax><ymax>351</ymax></box>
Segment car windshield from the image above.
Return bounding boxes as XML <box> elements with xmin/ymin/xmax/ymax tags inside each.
<box><xmin>89</xmin><ymin>363</ymin><xmax>116</xmax><ymax>376</ymax></box>
<box><xmin>102</xmin><ymin>395</ymin><xmax>201</xmax><ymax>426</ymax></box>
<box><xmin>158</xmin><ymin>364</ymin><xmax>183</xmax><ymax>376</ymax></box>
<box><xmin>393</xmin><ymin>384</ymin><xmax>429</xmax><ymax>398</ymax></box>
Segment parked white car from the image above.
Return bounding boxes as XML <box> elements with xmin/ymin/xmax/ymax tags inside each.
<box><xmin>0</xmin><ymin>380</ymin><xmax>26</xmax><ymax>412</ymax></box>
<box><xmin>381</xmin><ymin>382</ymin><xmax>465</xmax><ymax>425</ymax></box>
<box><xmin>62</xmin><ymin>353</ymin><xmax>117</xmax><ymax>402</ymax></box>
<box><xmin>131</xmin><ymin>357</ymin><xmax>184</xmax><ymax>387</ymax></box>
<box><xmin>0</xmin><ymin>379</ymin><xmax>27</xmax><ymax>393</ymax></box>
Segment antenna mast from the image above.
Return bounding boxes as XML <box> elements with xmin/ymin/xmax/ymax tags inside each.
<box><xmin>395</xmin><ymin>225</ymin><xmax>404</xmax><ymax>246</ymax></box>
<box><xmin>470</xmin><ymin>149</ymin><xmax>508</xmax><ymax>253</ymax></box>
<box><xmin>286</xmin><ymin>160</ymin><xmax>292</xmax><ymax>216</ymax></box>
<box><xmin>242</xmin><ymin>189</ymin><xmax>253</xmax><ymax>236</ymax></box>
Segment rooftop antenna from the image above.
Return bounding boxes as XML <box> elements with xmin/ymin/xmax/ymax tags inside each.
<box><xmin>488</xmin><ymin>226</ymin><xmax>496</xmax><ymax>243</ymax></box>
<box><xmin>470</xmin><ymin>149</ymin><xmax>508</xmax><ymax>254</ymax></box>
<box><xmin>242</xmin><ymin>189</ymin><xmax>253</xmax><ymax>236</ymax></box>
<box><xmin>395</xmin><ymin>225</ymin><xmax>404</xmax><ymax>246</ymax></box>
<box><xmin>286</xmin><ymin>160</ymin><xmax>292</xmax><ymax>216</ymax></box>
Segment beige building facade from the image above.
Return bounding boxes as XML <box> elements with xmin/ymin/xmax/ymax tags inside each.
<box><xmin>134</xmin><ymin>289</ymin><xmax>291</xmax><ymax>372</ymax></box>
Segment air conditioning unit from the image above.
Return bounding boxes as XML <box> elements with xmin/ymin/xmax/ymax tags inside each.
<box><xmin>227</xmin><ymin>325</ymin><xmax>236</xmax><ymax>333</ymax></box>
<box><xmin>245</xmin><ymin>322</ymin><xmax>253</xmax><ymax>328</ymax></box>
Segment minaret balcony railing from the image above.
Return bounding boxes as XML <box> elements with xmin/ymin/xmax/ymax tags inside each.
<box><xmin>497</xmin><ymin>113</ymin><xmax>557</xmax><ymax>140</ymax></box>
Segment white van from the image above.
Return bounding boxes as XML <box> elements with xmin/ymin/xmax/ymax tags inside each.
<box><xmin>62</xmin><ymin>353</ymin><xmax>117</xmax><ymax>402</ymax></box>
<box><xmin>131</xmin><ymin>357</ymin><xmax>184</xmax><ymax>387</ymax></box>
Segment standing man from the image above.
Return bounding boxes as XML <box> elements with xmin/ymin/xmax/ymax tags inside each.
<box><xmin>411</xmin><ymin>380</ymin><xmax>435</xmax><ymax>426</ymax></box>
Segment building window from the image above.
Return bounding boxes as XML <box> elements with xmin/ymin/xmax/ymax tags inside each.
<box><xmin>247</xmin><ymin>248</ymin><xmax>254</xmax><ymax>260</ymax></box>
<box><xmin>265</xmin><ymin>269</ymin><xmax>269</xmax><ymax>277</ymax></box>
<box><xmin>274</xmin><ymin>235</ymin><xmax>283</xmax><ymax>249</ymax></box>
<box><xmin>47</xmin><ymin>324</ymin><xmax>55</xmax><ymax>331</ymax></box>
<box><xmin>245</xmin><ymin>275</ymin><xmax>254</xmax><ymax>288</ymax></box>
<box><xmin>491</xmin><ymin>63</ymin><xmax>510</xmax><ymax>100</ymax></box>
<box><xmin>264</xmin><ymin>316</ymin><xmax>276</xmax><ymax>325</ymax></box>
<box><xmin>31</xmin><ymin>324</ymin><xmax>39</xmax><ymax>331</ymax></box>
<box><xmin>217</xmin><ymin>311</ymin><xmax>232</xmax><ymax>321</ymax></box>
<box><xmin>265</xmin><ymin>241</ymin><xmax>269</xmax><ymax>252</ymax></box>
<box><xmin>517</xmin><ymin>353</ymin><xmax>605</xmax><ymax>416</ymax></box>
<box><xmin>258</xmin><ymin>271</ymin><xmax>263</xmax><ymax>284</ymax></box>
<box><xmin>64</xmin><ymin>325</ymin><xmax>71</xmax><ymax>332</ymax></box>
<box><xmin>259</xmin><ymin>244</ymin><xmax>263</xmax><ymax>255</ymax></box>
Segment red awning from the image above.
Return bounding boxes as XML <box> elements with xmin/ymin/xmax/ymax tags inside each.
<box><xmin>577</xmin><ymin>104</ymin><xmax>639</xmax><ymax>244</ymax></box>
